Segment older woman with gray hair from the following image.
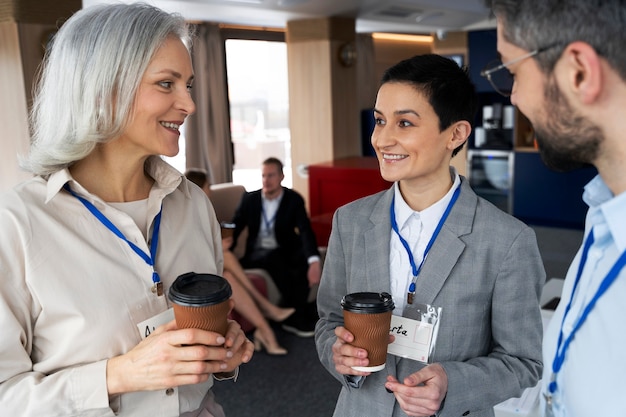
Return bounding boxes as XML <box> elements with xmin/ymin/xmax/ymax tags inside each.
<box><xmin>0</xmin><ymin>3</ymin><xmax>253</xmax><ymax>416</ymax></box>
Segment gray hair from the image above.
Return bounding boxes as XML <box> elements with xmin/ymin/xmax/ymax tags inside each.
<box><xmin>23</xmin><ymin>2</ymin><xmax>193</xmax><ymax>176</ymax></box>
<box><xmin>486</xmin><ymin>0</ymin><xmax>626</xmax><ymax>78</ymax></box>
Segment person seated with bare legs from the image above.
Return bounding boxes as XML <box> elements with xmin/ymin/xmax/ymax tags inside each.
<box><xmin>230</xmin><ymin>158</ymin><xmax>322</xmax><ymax>338</ymax></box>
<box><xmin>186</xmin><ymin>169</ymin><xmax>294</xmax><ymax>355</ymax></box>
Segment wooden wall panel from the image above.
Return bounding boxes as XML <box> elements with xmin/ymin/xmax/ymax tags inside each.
<box><xmin>373</xmin><ymin>38</ymin><xmax>431</xmax><ymax>85</ymax></box>
<box><xmin>0</xmin><ymin>21</ymin><xmax>31</xmax><ymax>191</ymax></box>
<box><xmin>0</xmin><ymin>0</ymin><xmax>80</xmax><ymax>24</ymax></box>
<box><xmin>330</xmin><ymin>39</ymin><xmax>359</xmax><ymax>159</ymax></box>
<box><xmin>0</xmin><ymin>0</ymin><xmax>79</xmax><ymax>192</ymax></box>
<box><xmin>287</xmin><ymin>39</ymin><xmax>334</xmax><ymax>201</ymax></box>
<box><xmin>286</xmin><ymin>17</ymin><xmax>359</xmax><ymax>208</ymax></box>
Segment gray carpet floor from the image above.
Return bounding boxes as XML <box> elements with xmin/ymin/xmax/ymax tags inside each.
<box><xmin>531</xmin><ymin>225</ymin><xmax>583</xmax><ymax>280</ymax></box>
<box><xmin>212</xmin><ymin>325</ymin><xmax>340</xmax><ymax>417</ymax></box>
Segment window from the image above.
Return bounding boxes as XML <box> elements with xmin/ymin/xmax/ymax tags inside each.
<box><xmin>225</xmin><ymin>37</ymin><xmax>292</xmax><ymax>190</ymax></box>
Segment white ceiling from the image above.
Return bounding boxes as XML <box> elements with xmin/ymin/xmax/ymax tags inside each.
<box><xmin>82</xmin><ymin>0</ymin><xmax>496</xmax><ymax>34</ymax></box>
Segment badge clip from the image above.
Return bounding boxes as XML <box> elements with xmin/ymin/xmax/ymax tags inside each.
<box><xmin>151</xmin><ymin>281</ymin><xmax>163</xmax><ymax>296</ymax></box>
<box><xmin>407</xmin><ymin>281</ymin><xmax>416</xmax><ymax>304</ymax></box>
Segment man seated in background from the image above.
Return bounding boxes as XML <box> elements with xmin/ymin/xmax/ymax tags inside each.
<box><xmin>231</xmin><ymin>157</ymin><xmax>321</xmax><ymax>337</ymax></box>
<box><xmin>185</xmin><ymin>168</ymin><xmax>295</xmax><ymax>355</ymax></box>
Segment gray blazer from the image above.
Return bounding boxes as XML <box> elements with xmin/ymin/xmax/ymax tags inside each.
<box><xmin>315</xmin><ymin>178</ymin><xmax>545</xmax><ymax>417</ymax></box>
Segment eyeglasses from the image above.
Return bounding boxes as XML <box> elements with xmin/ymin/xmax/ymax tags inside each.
<box><xmin>480</xmin><ymin>44</ymin><xmax>559</xmax><ymax>97</ymax></box>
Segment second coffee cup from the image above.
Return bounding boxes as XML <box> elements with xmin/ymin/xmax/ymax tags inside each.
<box><xmin>168</xmin><ymin>272</ymin><xmax>232</xmax><ymax>336</ymax></box>
<box><xmin>341</xmin><ymin>291</ymin><xmax>395</xmax><ymax>372</ymax></box>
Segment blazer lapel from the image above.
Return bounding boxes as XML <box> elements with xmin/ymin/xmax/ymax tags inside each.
<box><xmin>363</xmin><ymin>188</ymin><xmax>394</xmax><ymax>294</ymax></box>
<box><xmin>408</xmin><ymin>179</ymin><xmax>476</xmax><ymax>306</ymax></box>
<box><xmin>412</xmin><ymin>228</ymin><xmax>464</xmax><ymax>305</ymax></box>
<box><xmin>250</xmin><ymin>191</ymin><xmax>263</xmax><ymax>232</ymax></box>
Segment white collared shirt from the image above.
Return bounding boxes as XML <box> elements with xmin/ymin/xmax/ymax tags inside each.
<box><xmin>541</xmin><ymin>174</ymin><xmax>626</xmax><ymax>417</ymax></box>
<box><xmin>0</xmin><ymin>156</ymin><xmax>225</xmax><ymax>416</ymax></box>
<box><xmin>389</xmin><ymin>168</ymin><xmax>461</xmax><ymax>314</ymax></box>
<box><xmin>257</xmin><ymin>190</ymin><xmax>284</xmax><ymax>250</ymax></box>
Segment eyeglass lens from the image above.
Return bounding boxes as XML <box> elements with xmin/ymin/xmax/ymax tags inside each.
<box><xmin>485</xmin><ymin>59</ymin><xmax>514</xmax><ymax>96</ymax></box>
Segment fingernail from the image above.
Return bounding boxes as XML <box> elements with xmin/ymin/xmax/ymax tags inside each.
<box><xmin>220</xmin><ymin>363</ymin><xmax>227</xmax><ymax>370</ymax></box>
<box><xmin>226</xmin><ymin>350</ymin><xmax>233</xmax><ymax>358</ymax></box>
<box><xmin>217</xmin><ymin>336</ymin><xmax>225</xmax><ymax>345</ymax></box>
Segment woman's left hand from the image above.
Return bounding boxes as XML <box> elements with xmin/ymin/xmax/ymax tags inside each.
<box><xmin>384</xmin><ymin>363</ymin><xmax>448</xmax><ymax>417</ymax></box>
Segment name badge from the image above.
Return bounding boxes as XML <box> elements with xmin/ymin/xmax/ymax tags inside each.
<box><xmin>137</xmin><ymin>308</ymin><xmax>175</xmax><ymax>340</ymax></box>
<box><xmin>387</xmin><ymin>303</ymin><xmax>442</xmax><ymax>364</ymax></box>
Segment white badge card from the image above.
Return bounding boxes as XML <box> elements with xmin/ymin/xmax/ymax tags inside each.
<box><xmin>137</xmin><ymin>308</ymin><xmax>175</xmax><ymax>340</ymax></box>
<box><xmin>387</xmin><ymin>303</ymin><xmax>442</xmax><ymax>364</ymax></box>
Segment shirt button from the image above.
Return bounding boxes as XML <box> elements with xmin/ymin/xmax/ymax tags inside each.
<box><xmin>165</xmin><ymin>388</ymin><xmax>175</xmax><ymax>396</ymax></box>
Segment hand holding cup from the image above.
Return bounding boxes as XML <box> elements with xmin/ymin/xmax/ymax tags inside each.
<box><xmin>169</xmin><ymin>272</ymin><xmax>232</xmax><ymax>336</ymax></box>
<box><xmin>341</xmin><ymin>292</ymin><xmax>395</xmax><ymax>372</ymax></box>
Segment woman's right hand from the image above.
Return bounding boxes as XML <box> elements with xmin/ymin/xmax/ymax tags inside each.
<box><xmin>106</xmin><ymin>319</ymin><xmax>249</xmax><ymax>395</ymax></box>
<box><xmin>331</xmin><ymin>326</ymin><xmax>373</xmax><ymax>377</ymax></box>
<box><xmin>221</xmin><ymin>236</ymin><xmax>233</xmax><ymax>252</ymax></box>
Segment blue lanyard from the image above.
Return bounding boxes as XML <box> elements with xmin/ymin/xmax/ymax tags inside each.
<box><xmin>261</xmin><ymin>203</ymin><xmax>277</xmax><ymax>233</ymax></box>
<box><xmin>549</xmin><ymin>228</ymin><xmax>626</xmax><ymax>395</ymax></box>
<box><xmin>63</xmin><ymin>183</ymin><xmax>163</xmax><ymax>295</ymax></box>
<box><xmin>390</xmin><ymin>184</ymin><xmax>461</xmax><ymax>304</ymax></box>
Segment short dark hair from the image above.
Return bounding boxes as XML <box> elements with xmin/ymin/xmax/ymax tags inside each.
<box><xmin>380</xmin><ymin>54</ymin><xmax>478</xmax><ymax>157</ymax></box>
<box><xmin>262</xmin><ymin>157</ymin><xmax>284</xmax><ymax>175</ymax></box>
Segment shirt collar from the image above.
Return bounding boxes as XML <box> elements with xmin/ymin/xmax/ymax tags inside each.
<box><xmin>45</xmin><ymin>156</ymin><xmax>187</xmax><ymax>204</ymax></box>
<box><xmin>393</xmin><ymin>167</ymin><xmax>461</xmax><ymax>229</ymax></box>
<box><xmin>393</xmin><ymin>184</ymin><xmax>415</xmax><ymax>229</ymax></box>
<box><xmin>583</xmin><ymin>174</ymin><xmax>626</xmax><ymax>251</ymax></box>
<box><xmin>262</xmin><ymin>188</ymin><xmax>284</xmax><ymax>202</ymax></box>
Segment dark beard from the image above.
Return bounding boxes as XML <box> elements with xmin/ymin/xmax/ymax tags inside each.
<box><xmin>533</xmin><ymin>77</ymin><xmax>601</xmax><ymax>172</ymax></box>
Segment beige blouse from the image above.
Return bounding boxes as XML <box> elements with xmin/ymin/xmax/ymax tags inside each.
<box><xmin>0</xmin><ymin>157</ymin><xmax>225</xmax><ymax>416</ymax></box>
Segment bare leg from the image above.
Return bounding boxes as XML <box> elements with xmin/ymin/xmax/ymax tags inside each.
<box><xmin>222</xmin><ymin>270</ymin><xmax>287</xmax><ymax>355</ymax></box>
<box><xmin>223</xmin><ymin>249</ymin><xmax>294</xmax><ymax>322</ymax></box>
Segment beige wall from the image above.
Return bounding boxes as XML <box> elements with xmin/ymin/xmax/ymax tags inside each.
<box><xmin>0</xmin><ymin>21</ymin><xmax>32</xmax><ymax>191</ymax></box>
<box><xmin>286</xmin><ymin>17</ymin><xmax>360</xmax><ymax>202</ymax></box>
<box><xmin>373</xmin><ymin>38</ymin><xmax>432</xmax><ymax>85</ymax></box>
<box><xmin>432</xmin><ymin>30</ymin><xmax>468</xmax><ymax>63</ymax></box>
<box><xmin>0</xmin><ymin>0</ymin><xmax>80</xmax><ymax>192</ymax></box>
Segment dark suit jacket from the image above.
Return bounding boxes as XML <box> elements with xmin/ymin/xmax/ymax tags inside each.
<box><xmin>315</xmin><ymin>177</ymin><xmax>545</xmax><ymax>417</ymax></box>
<box><xmin>231</xmin><ymin>187</ymin><xmax>320</xmax><ymax>262</ymax></box>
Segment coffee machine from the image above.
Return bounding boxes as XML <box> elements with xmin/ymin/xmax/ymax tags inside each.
<box><xmin>474</xmin><ymin>103</ymin><xmax>515</xmax><ymax>150</ymax></box>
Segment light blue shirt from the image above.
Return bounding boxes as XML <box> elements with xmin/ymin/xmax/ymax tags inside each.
<box><xmin>257</xmin><ymin>191</ymin><xmax>283</xmax><ymax>249</ymax></box>
<box><xmin>541</xmin><ymin>174</ymin><xmax>626</xmax><ymax>416</ymax></box>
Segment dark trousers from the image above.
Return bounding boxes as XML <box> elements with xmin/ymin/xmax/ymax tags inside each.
<box><xmin>241</xmin><ymin>247</ymin><xmax>310</xmax><ymax>310</ymax></box>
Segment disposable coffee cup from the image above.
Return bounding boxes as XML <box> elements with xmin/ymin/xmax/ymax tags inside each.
<box><xmin>168</xmin><ymin>272</ymin><xmax>232</xmax><ymax>336</ymax></box>
<box><xmin>341</xmin><ymin>292</ymin><xmax>394</xmax><ymax>372</ymax></box>
<box><xmin>220</xmin><ymin>222</ymin><xmax>236</xmax><ymax>239</ymax></box>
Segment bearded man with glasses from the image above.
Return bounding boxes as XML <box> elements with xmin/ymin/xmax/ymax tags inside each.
<box><xmin>485</xmin><ymin>1</ymin><xmax>626</xmax><ymax>417</ymax></box>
